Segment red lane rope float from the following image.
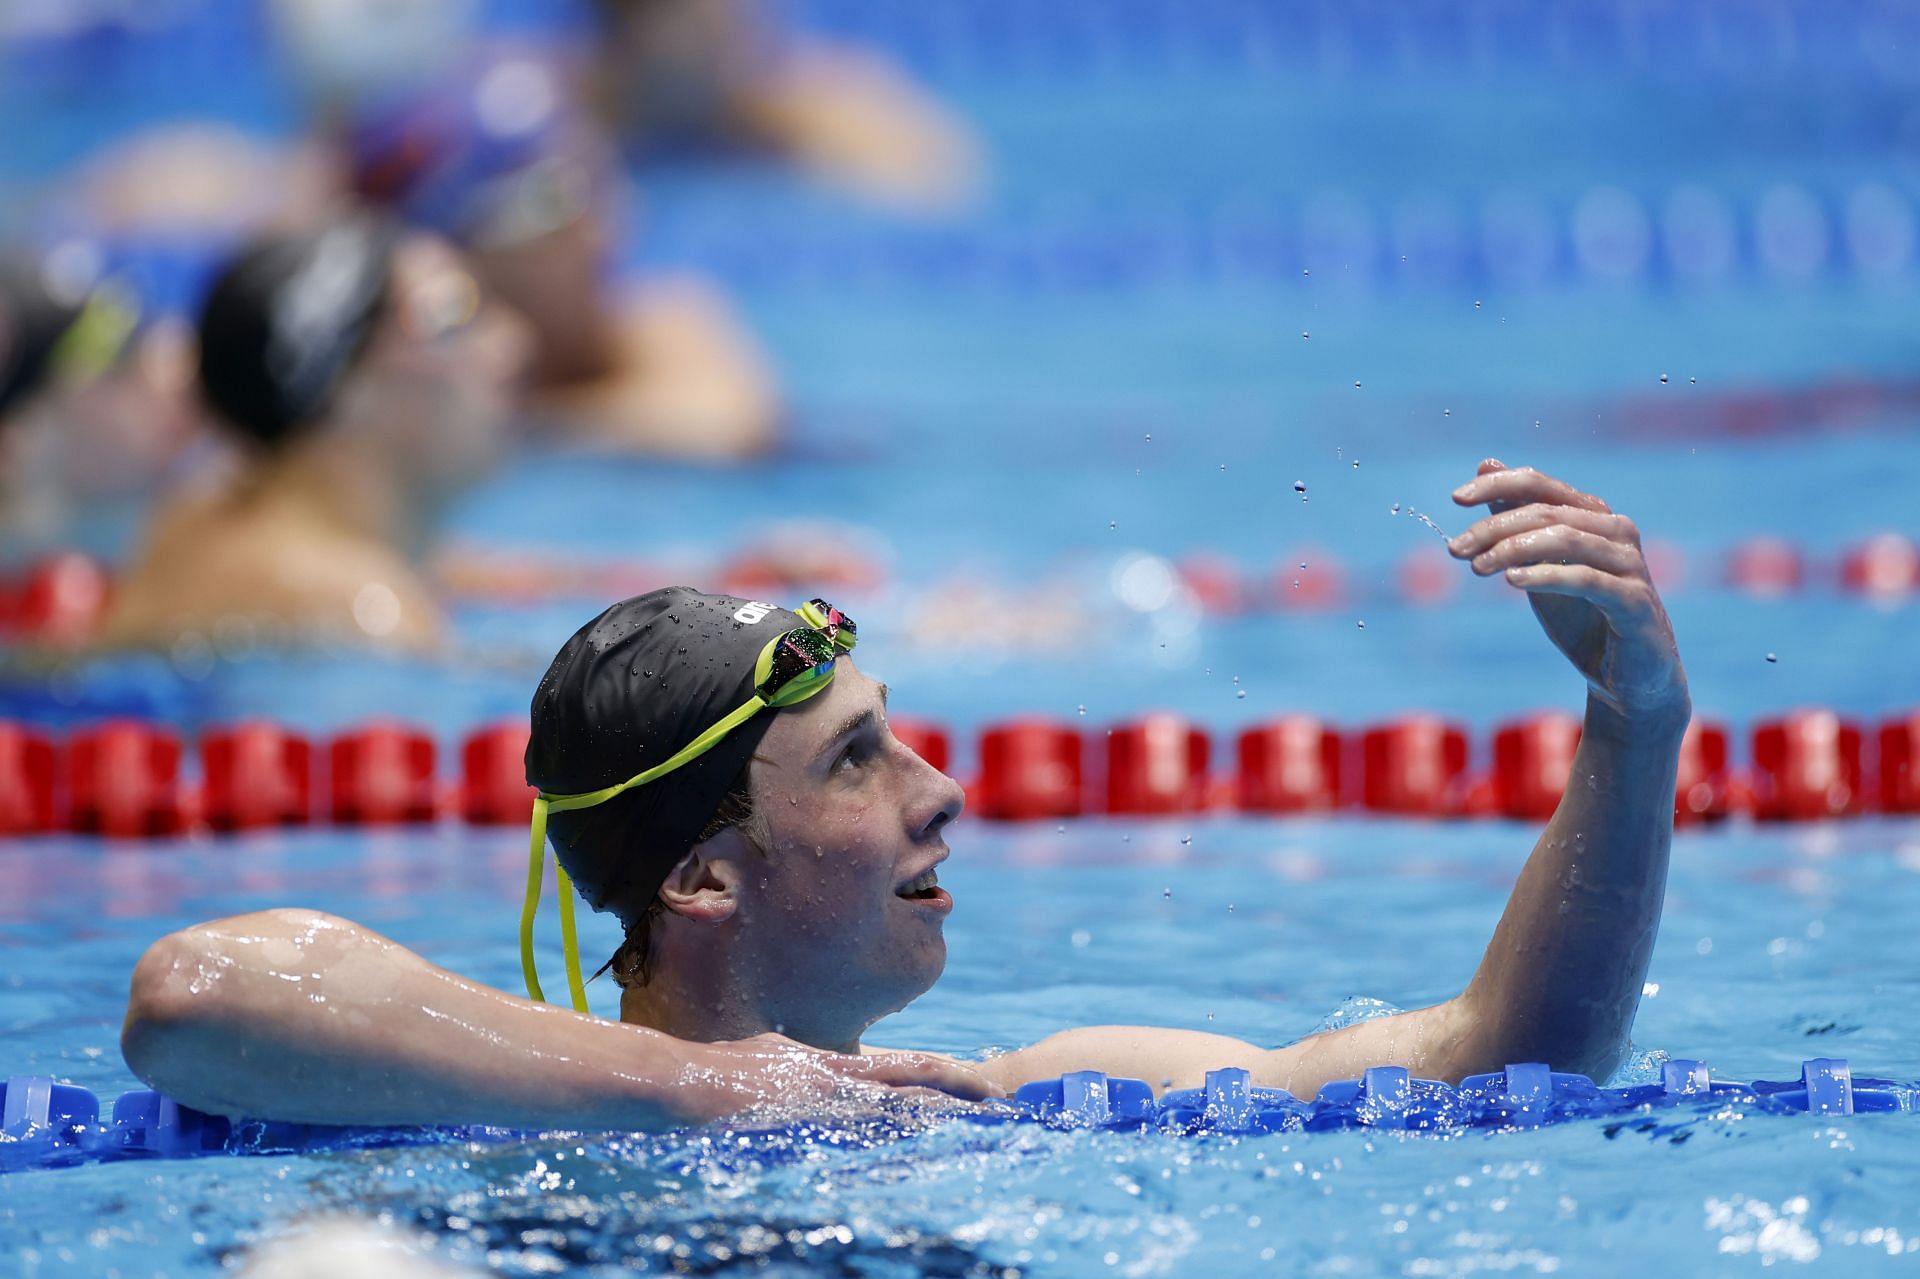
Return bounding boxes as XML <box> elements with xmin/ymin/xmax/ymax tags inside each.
<box><xmin>1106</xmin><ymin>714</ymin><xmax>1212</xmax><ymax>815</ymax></box>
<box><xmin>1234</xmin><ymin>715</ymin><xmax>1341</xmax><ymax>814</ymax></box>
<box><xmin>202</xmin><ymin>722</ymin><xmax>312</xmax><ymax>832</ymax></box>
<box><xmin>974</xmin><ymin>719</ymin><xmax>1084</xmax><ymax>821</ymax></box>
<box><xmin>1881</xmin><ymin>713</ymin><xmax>1920</xmax><ymax>815</ymax></box>
<box><xmin>4</xmin><ymin>710</ymin><xmax>1920</xmax><ymax>837</ymax></box>
<box><xmin>67</xmin><ymin>720</ymin><xmax>188</xmax><ymax>838</ymax></box>
<box><xmin>0</xmin><ymin>723</ymin><xmax>57</xmax><ymax>835</ymax></box>
<box><xmin>1751</xmin><ymin>710</ymin><xmax>1865</xmax><ymax>821</ymax></box>
<box><xmin>460</xmin><ymin>722</ymin><xmax>535</xmax><ymax>826</ymax></box>
<box><xmin>328</xmin><ymin>723</ymin><xmax>439</xmax><ymax>826</ymax></box>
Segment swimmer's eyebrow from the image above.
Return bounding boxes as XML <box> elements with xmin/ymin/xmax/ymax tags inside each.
<box><xmin>815</xmin><ymin>684</ymin><xmax>888</xmax><ymax>766</ymax></box>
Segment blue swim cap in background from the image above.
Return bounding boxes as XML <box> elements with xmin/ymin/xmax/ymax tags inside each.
<box><xmin>349</xmin><ymin>50</ymin><xmax>608</xmax><ymax>251</ymax></box>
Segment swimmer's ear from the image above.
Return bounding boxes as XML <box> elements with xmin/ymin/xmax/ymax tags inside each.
<box><xmin>655</xmin><ymin>831</ymin><xmax>749</xmax><ymax>924</ymax></box>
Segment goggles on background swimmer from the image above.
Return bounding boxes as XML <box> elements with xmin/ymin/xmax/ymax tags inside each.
<box><xmin>469</xmin><ymin>154</ymin><xmax>599</xmax><ymax>251</ymax></box>
<box><xmin>521</xmin><ymin>599</ymin><xmax>857</xmax><ymax>1013</ymax></box>
<box><xmin>47</xmin><ymin>283</ymin><xmax>141</xmax><ymax>388</ymax></box>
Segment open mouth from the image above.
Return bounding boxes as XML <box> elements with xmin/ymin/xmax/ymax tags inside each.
<box><xmin>895</xmin><ymin>867</ymin><xmax>942</xmax><ymax>900</ymax></box>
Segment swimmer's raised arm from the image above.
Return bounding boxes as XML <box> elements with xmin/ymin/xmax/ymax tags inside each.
<box><xmin>121</xmin><ymin>909</ymin><xmax>998</xmax><ymax>1129</ymax></box>
<box><xmin>974</xmin><ymin>460</ymin><xmax>1688</xmax><ymax>1100</ymax></box>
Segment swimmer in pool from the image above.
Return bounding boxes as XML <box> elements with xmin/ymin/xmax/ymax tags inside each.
<box><xmin>0</xmin><ymin>252</ymin><xmax>198</xmax><ymax>552</ymax></box>
<box><xmin>99</xmin><ymin>212</ymin><xmax>531</xmax><ymax>655</ymax></box>
<box><xmin>348</xmin><ymin>53</ymin><xmax>779</xmax><ymax>461</ymax></box>
<box><xmin>122</xmin><ymin>461</ymin><xmax>1688</xmax><ymax>1125</ymax></box>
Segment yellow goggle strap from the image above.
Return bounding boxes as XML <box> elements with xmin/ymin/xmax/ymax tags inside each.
<box><xmin>521</xmin><ymin>796</ymin><xmax>594</xmax><ymax>1013</ymax></box>
<box><xmin>49</xmin><ymin>285</ymin><xmax>140</xmax><ymax>386</ymax></box>
<box><xmin>520</xmin><ymin>795</ymin><xmax>550</xmax><ymax>1004</ymax></box>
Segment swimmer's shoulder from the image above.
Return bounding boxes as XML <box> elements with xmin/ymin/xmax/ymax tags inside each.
<box><xmin>101</xmin><ymin>491</ymin><xmax>443</xmax><ymax>654</ymax></box>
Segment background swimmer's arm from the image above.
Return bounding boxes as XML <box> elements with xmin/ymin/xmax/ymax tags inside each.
<box><xmin>121</xmin><ymin>908</ymin><xmax>997</xmax><ymax>1129</ymax></box>
<box><xmin>980</xmin><ymin>462</ymin><xmax>1690</xmax><ymax>1101</ymax></box>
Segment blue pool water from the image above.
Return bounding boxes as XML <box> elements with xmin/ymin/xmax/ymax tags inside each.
<box><xmin>6</xmin><ymin>817</ymin><xmax>1920</xmax><ymax>1275</ymax></box>
<box><xmin>6</xmin><ymin>1</ymin><xmax>1920</xmax><ymax>1275</ymax></box>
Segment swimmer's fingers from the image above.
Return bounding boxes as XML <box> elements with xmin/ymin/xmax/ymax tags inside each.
<box><xmin>1451</xmin><ymin>461</ymin><xmax>1613</xmax><ymax>516</ymax></box>
<box><xmin>883</xmin><ymin>1086</ymin><xmax>996</xmax><ymax>1115</ymax></box>
<box><xmin>1498</xmin><ymin>562</ymin><xmax>1659</xmax><ymax>622</ymax></box>
<box><xmin>845</xmin><ymin>1051</ymin><xmax>1005</xmax><ymax>1101</ymax></box>
<box><xmin>1448</xmin><ymin>504</ymin><xmax>1641</xmax><ymax>564</ymax></box>
<box><xmin>1462</xmin><ymin>524</ymin><xmax>1647</xmax><ymax>585</ymax></box>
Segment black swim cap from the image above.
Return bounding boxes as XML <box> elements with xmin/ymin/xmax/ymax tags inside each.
<box><xmin>0</xmin><ymin>258</ymin><xmax>84</xmax><ymax>421</ymax></box>
<box><xmin>528</xmin><ymin>587</ymin><xmax>807</xmax><ymax>925</ymax></box>
<box><xmin>196</xmin><ymin>214</ymin><xmax>396</xmax><ymax>448</ymax></box>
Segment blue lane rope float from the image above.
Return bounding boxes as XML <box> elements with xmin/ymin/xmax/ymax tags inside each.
<box><xmin>2</xmin><ymin>1058</ymin><xmax>1912</xmax><ymax>1173</ymax></box>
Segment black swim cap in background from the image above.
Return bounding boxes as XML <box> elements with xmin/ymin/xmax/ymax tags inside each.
<box><xmin>196</xmin><ymin>213</ymin><xmax>396</xmax><ymax>448</ymax></box>
<box><xmin>0</xmin><ymin>258</ymin><xmax>84</xmax><ymax>421</ymax></box>
<box><xmin>528</xmin><ymin>587</ymin><xmax>807</xmax><ymax>926</ymax></box>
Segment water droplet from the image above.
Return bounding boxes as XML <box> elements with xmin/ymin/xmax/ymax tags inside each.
<box><xmin>1207</xmin><ymin>1011</ymin><xmax>1215</xmax><ymax>1021</ymax></box>
<box><xmin>1659</xmin><ymin>373</ymin><xmax>1670</xmax><ymax>384</ymax></box>
<box><xmin>1533</xmin><ymin>420</ymin><xmax>1542</xmax><ymax>429</ymax></box>
<box><xmin>1227</xmin><ymin>903</ymin><xmax>1235</xmax><ymax>913</ymax></box>
<box><xmin>1293</xmin><ymin>481</ymin><xmax>1307</xmax><ymax>495</ymax></box>
<box><xmin>1301</xmin><ymin>330</ymin><xmax>1310</xmax><ymax>339</ymax></box>
<box><xmin>1236</xmin><ymin>689</ymin><xmax>1248</xmax><ymax>699</ymax></box>
<box><xmin>1356</xmin><ymin>620</ymin><xmax>1366</xmax><ymax>630</ymax></box>
<box><xmin>1109</xmin><ymin>520</ymin><xmax>1117</xmax><ymax>530</ymax></box>
<box><xmin>1689</xmin><ymin>376</ymin><xmax>1697</xmax><ymax>384</ymax></box>
<box><xmin>1391</xmin><ymin>503</ymin><xmax>1402</xmax><ymax>515</ymax></box>
<box><xmin>1163</xmin><ymin>887</ymin><xmax>1173</xmax><ymax>899</ymax></box>
<box><xmin>1220</xmin><ymin>463</ymin><xmax>1227</xmax><ymax>472</ymax></box>
<box><xmin>1444</xmin><ymin>409</ymin><xmax>1451</xmax><ymax>417</ymax></box>
<box><xmin>1474</xmin><ymin>299</ymin><xmax>1482</xmax><ymax>310</ymax></box>
<box><xmin>1180</xmin><ymin>834</ymin><xmax>1193</xmax><ymax>846</ymax></box>
<box><xmin>1145</xmin><ymin>433</ymin><xmax>1152</xmax><ymax>442</ymax></box>
<box><xmin>1057</xmin><ymin>824</ymin><xmax>1066</xmax><ymax>833</ymax></box>
<box><xmin>1302</xmin><ymin>268</ymin><xmax>1310</xmax><ymax>276</ymax></box>
<box><xmin>1766</xmin><ymin>652</ymin><xmax>1778</xmax><ymax>663</ymax></box>
<box><xmin>1077</xmin><ymin>704</ymin><xmax>1087</xmax><ymax>716</ymax></box>
<box><xmin>1351</xmin><ymin>460</ymin><xmax>1360</xmax><ymax>469</ymax></box>
<box><xmin>1353</xmin><ymin>380</ymin><xmax>1362</xmax><ymax>389</ymax></box>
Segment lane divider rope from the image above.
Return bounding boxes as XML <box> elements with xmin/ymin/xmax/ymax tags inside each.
<box><xmin>2</xmin><ymin>707</ymin><xmax>1916</xmax><ymax>836</ymax></box>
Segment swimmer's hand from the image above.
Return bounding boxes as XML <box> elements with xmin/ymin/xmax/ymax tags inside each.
<box><xmin>677</xmin><ymin>1034</ymin><xmax>1003</xmax><ymax>1123</ymax></box>
<box><xmin>1449</xmin><ymin>460</ymin><xmax>1689</xmax><ymax>728</ymax></box>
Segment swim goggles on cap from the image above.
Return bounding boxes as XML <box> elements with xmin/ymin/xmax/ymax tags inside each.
<box><xmin>48</xmin><ymin>283</ymin><xmax>140</xmax><ymax>387</ymax></box>
<box><xmin>521</xmin><ymin>600</ymin><xmax>856</xmax><ymax>1013</ymax></box>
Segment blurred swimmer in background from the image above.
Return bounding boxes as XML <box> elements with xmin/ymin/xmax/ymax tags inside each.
<box><xmin>0</xmin><ymin>251</ymin><xmax>199</xmax><ymax>554</ymax></box>
<box><xmin>349</xmin><ymin>53</ymin><xmax>778</xmax><ymax>461</ymax></box>
<box><xmin>589</xmin><ymin>0</ymin><xmax>983</xmax><ymax>212</ymax></box>
<box><xmin>99</xmin><ymin>212</ymin><xmax>531</xmax><ymax>655</ymax></box>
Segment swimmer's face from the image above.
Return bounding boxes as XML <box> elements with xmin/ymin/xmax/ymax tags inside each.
<box><xmin>14</xmin><ymin>321</ymin><xmax>197</xmax><ymax>501</ymax></box>
<box><xmin>726</xmin><ymin>660</ymin><xmax>964</xmax><ymax>1046</ymax></box>
<box><xmin>357</xmin><ymin>236</ymin><xmax>531</xmax><ymax>487</ymax></box>
<box><xmin>471</xmin><ymin>212</ymin><xmax>615</xmax><ymax>385</ymax></box>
